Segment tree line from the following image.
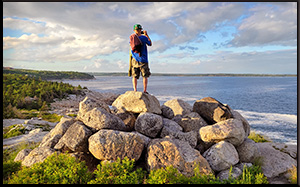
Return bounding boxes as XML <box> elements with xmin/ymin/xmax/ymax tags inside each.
<box><xmin>3</xmin><ymin>73</ymin><xmax>83</xmax><ymax>118</ymax></box>
<box><xmin>3</xmin><ymin>68</ymin><xmax>95</xmax><ymax>80</ymax></box>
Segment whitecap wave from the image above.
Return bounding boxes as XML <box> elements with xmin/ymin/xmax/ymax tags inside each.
<box><xmin>155</xmin><ymin>95</ymin><xmax>200</xmax><ymax>105</ymax></box>
<box><xmin>236</xmin><ymin>110</ymin><xmax>297</xmax><ymax>145</ymax></box>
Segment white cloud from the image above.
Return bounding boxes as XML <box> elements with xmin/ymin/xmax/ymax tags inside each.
<box><xmin>230</xmin><ymin>2</ymin><xmax>297</xmax><ymax>47</ymax></box>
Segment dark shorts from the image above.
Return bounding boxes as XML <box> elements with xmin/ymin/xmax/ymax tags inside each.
<box><xmin>131</xmin><ymin>57</ymin><xmax>151</xmax><ymax>79</ymax></box>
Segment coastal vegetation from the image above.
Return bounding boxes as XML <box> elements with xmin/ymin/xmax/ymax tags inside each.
<box><xmin>5</xmin><ymin>153</ymin><xmax>268</xmax><ymax>184</ymax></box>
<box><xmin>3</xmin><ymin>67</ymin><xmax>95</xmax><ymax>80</ymax></box>
<box><xmin>3</xmin><ymin>73</ymin><xmax>83</xmax><ymax>119</ymax></box>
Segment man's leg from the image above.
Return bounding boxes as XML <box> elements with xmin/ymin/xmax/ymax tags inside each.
<box><xmin>132</xmin><ymin>77</ymin><xmax>137</xmax><ymax>91</ymax></box>
<box><xmin>143</xmin><ymin>77</ymin><xmax>148</xmax><ymax>93</ymax></box>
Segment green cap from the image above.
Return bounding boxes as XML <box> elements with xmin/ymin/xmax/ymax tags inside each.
<box><xmin>133</xmin><ymin>24</ymin><xmax>142</xmax><ymax>30</ymax></box>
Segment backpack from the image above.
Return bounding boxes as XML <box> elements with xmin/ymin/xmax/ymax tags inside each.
<box><xmin>129</xmin><ymin>33</ymin><xmax>142</xmax><ymax>57</ymax></box>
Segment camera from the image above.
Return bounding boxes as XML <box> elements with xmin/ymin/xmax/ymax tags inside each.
<box><xmin>141</xmin><ymin>31</ymin><xmax>144</xmax><ymax>34</ymax></box>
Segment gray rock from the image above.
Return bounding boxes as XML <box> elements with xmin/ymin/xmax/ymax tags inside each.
<box><xmin>256</xmin><ymin>142</ymin><xmax>297</xmax><ymax>179</ymax></box>
<box><xmin>112</xmin><ymin>91</ymin><xmax>162</xmax><ymax>114</ymax></box>
<box><xmin>160</xmin><ymin>118</ymin><xmax>197</xmax><ymax>148</ymax></box>
<box><xmin>193</xmin><ymin>97</ymin><xmax>232</xmax><ymax>124</ymax></box>
<box><xmin>14</xmin><ymin>149</ymin><xmax>32</xmax><ymax>162</ymax></box>
<box><xmin>161</xmin><ymin>99</ymin><xmax>192</xmax><ymax>119</ymax></box>
<box><xmin>226</xmin><ymin>105</ymin><xmax>250</xmax><ymax>137</ymax></box>
<box><xmin>77</xmin><ymin>96</ymin><xmax>110</xmax><ymax>117</ymax></box>
<box><xmin>88</xmin><ymin>129</ymin><xmax>146</xmax><ymax>161</ymax></box>
<box><xmin>203</xmin><ymin>141</ymin><xmax>239</xmax><ymax>172</ymax></box>
<box><xmin>135</xmin><ymin>112</ymin><xmax>163</xmax><ymax>138</ymax></box>
<box><xmin>178</xmin><ymin>112</ymin><xmax>208</xmax><ymax>133</ymax></box>
<box><xmin>199</xmin><ymin>118</ymin><xmax>245</xmax><ymax>146</ymax></box>
<box><xmin>77</xmin><ymin>96</ymin><xmax>127</xmax><ymax>131</ymax></box>
<box><xmin>39</xmin><ymin>117</ymin><xmax>75</xmax><ymax>148</ymax></box>
<box><xmin>54</xmin><ymin>121</ymin><xmax>92</xmax><ymax>152</ymax></box>
<box><xmin>22</xmin><ymin>147</ymin><xmax>56</xmax><ymax>167</ymax></box>
<box><xmin>78</xmin><ymin>107</ymin><xmax>127</xmax><ymax>131</ymax></box>
<box><xmin>178</xmin><ymin>112</ymin><xmax>208</xmax><ymax>144</ymax></box>
<box><xmin>217</xmin><ymin>166</ymin><xmax>242</xmax><ymax>181</ymax></box>
<box><xmin>113</xmin><ymin>111</ymin><xmax>136</xmax><ymax>131</ymax></box>
<box><xmin>146</xmin><ymin>137</ymin><xmax>213</xmax><ymax>177</ymax></box>
<box><xmin>236</xmin><ymin>138</ymin><xmax>260</xmax><ymax>163</ymax></box>
<box><xmin>3</xmin><ymin>131</ymin><xmax>48</xmax><ymax>150</ymax></box>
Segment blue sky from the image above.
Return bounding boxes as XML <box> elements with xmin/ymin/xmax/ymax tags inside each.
<box><xmin>3</xmin><ymin>2</ymin><xmax>297</xmax><ymax>74</ymax></box>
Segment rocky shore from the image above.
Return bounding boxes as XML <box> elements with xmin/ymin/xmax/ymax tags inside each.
<box><xmin>4</xmin><ymin>90</ymin><xmax>297</xmax><ymax>184</ymax></box>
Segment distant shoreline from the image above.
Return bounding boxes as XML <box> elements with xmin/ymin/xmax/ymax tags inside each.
<box><xmin>89</xmin><ymin>72</ymin><xmax>297</xmax><ymax>77</ymax></box>
<box><xmin>3</xmin><ymin>67</ymin><xmax>296</xmax><ymax>78</ymax></box>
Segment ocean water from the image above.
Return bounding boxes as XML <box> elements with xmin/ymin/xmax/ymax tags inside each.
<box><xmin>63</xmin><ymin>76</ymin><xmax>297</xmax><ymax>145</ymax></box>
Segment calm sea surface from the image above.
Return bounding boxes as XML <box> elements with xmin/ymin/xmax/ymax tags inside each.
<box><xmin>63</xmin><ymin>76</ymin><xmax>297</xmax><ymax>144</ymax></box>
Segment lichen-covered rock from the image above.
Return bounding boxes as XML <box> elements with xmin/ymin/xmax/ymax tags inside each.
<box><xmin>199</xmin><ymin>118</ymin><xmax>245</xmax><ymax>146</ymax></box>
<box><xmin>22</xmin><ymin>147</ymin><xmax>56</xmax><ymax>167</ymax></box>
<box><xmin>78</xmin><ymin>107</ymin><xmax>127</xmax><ymax>131</ymax></box>
<box><xmin>226</xmin><ymin>105</ymin><xmax>250</xmax><ymax>137</ymax></box>
<box><xmin>161</xmin><ymin>99</ymin><xmax>192</xmax><ymax>119</ymax></box>
<box><xmin>112</xmin><ymin>91</ymin><xmax>161</xmax><ymax>114</ymax></box>
<box><xmin>256</xmin><ymin>142</ymin><xmax>297</xmax><ymax>179</ymax></box>
<box><xmin>160</xmin><ymin>118</ymin><xmax>197</xmax><ymax>148</ymax></box>
<box><xmin>236</xmin><ymin>138</ymin><xmax>260</xmax><ymax>163</ymax></box>
<box><xmin>39</xmin><ymin>116</ymin><xmax>75</xmax><ymax>148</ymax></box>
<box><xmin>135</xmin><ymin>112</ymin><xmax>163</xmax><ymax>138</ymax></box>
<box><xmin>193</xmin><ymin>97</ymin><xmax>232</xmax><ymax>124</ymax></box>
<box><xmin>14</xmin><ymin>149</ymin><xmax>32</xmax><ymax>162</ymax></box>
<box><xmin>88</xmin><ymin>129</ymin><xmax>146</xmax><ymax>161</ymax></box>
<box><xmin>146</xmin><ymin>137</ymin><xmax>213</xmax><ymax>177</ymax></box>
<box><xmin>203</xmin><ymin>141</ymin><xmax>239</xmax><ymax>172</ymax></box>
<box><xmin>54</xmin><ymin>121</ymin><xmax>92</xmax><ymax>152</ymax></box>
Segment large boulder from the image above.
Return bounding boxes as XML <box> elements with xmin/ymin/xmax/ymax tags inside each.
<box><xmin>135</xmin><ymin>112</ymin><xmax>163</xmax><ymax>138</ymax></box>
<box><xmin>88</xmin><ymin>129</ymin><xmax>147</xmax><ymax>161</ymax></box>
<box><xmin>236</xmin><ymin>138</ymin><xmax>260</xmax><ymax>163</ymax></box>
<box><xmin>226</xmin><ymin>105</ymin><xmax>250</xmax><ymax>137</ymax></box>
<box><xmin>161</xmin><ymin>99</ymin><xmax>192</xmax><ymax>119</ymax></box>
<box><xmin>147</xmin><ymin>137</ymin><xmax>213</xmax><ymax>177</ymax></box>
<box><xmin>160</xmin><ymin>118</ymin><xmax>197</xmax><ymax>148</ymax></box>
<box><xmin>77</xmin><ymin>96</ymin><xmax>127</xmax><ymax>131</ymax></box>
<box><xmin>78</xmin><ymin>107</ymin><xmax>127</xmax><ymax>132</ymax></box>
<box><xmin>78</xmin><ymin>96</ymin><xmax>110</xmax><ymax>116</ymax></box>
<box><xmin>199</xmin><ymin>118</ymin><xmax>245</xmax><ymax>146</ymax></box>
<box><xmin>14</xmin><ymin>149</ymin><xmax>32</xmax><ymax>162</ymax></box>
<box><xmin>39</xmin><ymin>116</ymin><xmax>75</xmax><ymax>148</ymax></box>
<box><xmin>203</xmin><ymin>141</ymin><xmax>239</xmax><ymax>172</ymax></box>
<box><xmin>54</xmin><ymin>121</ymin><xmax>93</xmax><ymax>152</ymax></box>
<box><xmin>193</xmin><ymin>97</ymin><xmax>232</xmax><ymax>124</ymax></box>
<box><xmin>112</xmin><ymin>91</ymin><xmax>162</xmax><ymax>114</ymax></box>
<box><xmin>177</xmin><ymin>112</ymin><xmax>208</xmax><ymax>133</ymax></box>
<box><xmin>22</xmin><ymin>147</ymin><xmax>56</xmax><ymax>167</ymax></box>
<box><xmin>256</xmin><ymin>142</ymin><xmax>297</xmax><ymax>179</ymax></box>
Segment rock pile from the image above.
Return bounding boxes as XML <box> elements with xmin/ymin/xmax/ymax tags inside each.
<box><xmin>15</xmin><ymin>91</ymin><xmax>297</xmax><ymax>183</ymax></box>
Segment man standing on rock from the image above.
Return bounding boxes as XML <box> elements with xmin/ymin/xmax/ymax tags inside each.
<box><xmin>129</xmin><ymin>24</ymin><xmax>152</xmax><ymax>93</ymax></box>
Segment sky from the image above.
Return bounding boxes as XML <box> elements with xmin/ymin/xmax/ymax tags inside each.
<box><xmin>3</xmin><ymin>2</ymin><xmax>298</xmax><ymax>74</ymax></box>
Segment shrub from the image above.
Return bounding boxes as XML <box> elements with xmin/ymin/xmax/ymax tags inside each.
<box><xmin>146</xmin><ymin>165</ymin><xmax>188</xmax><ymax>184</ymax></box>
<box><xmin>88</xmin><ymin>157</ymin><xmax>146</xmax><ymax>184</ymax></box>
<box><xmin>288</xmin><ymin>165</ymin><xmax>297</xmax><ymax>184</ymax></box>
<box><xmin>248</xmin><ymin>131</ymin><xmax>271</xmax><ymax>143</ymax></box>
<box><xmin>146</xmin><ymin>163</ymin><xmax>268</xmax><ymax>184</ymax></box>
<box><xmin>8</xmin><ymin>153</ymin><xmax>92</xmax><ymax>184</ymax></box>
<box><xmin>224</xmin><ymin>165</ymin><xmax>268</xmax><ymax>184</ymax></box>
